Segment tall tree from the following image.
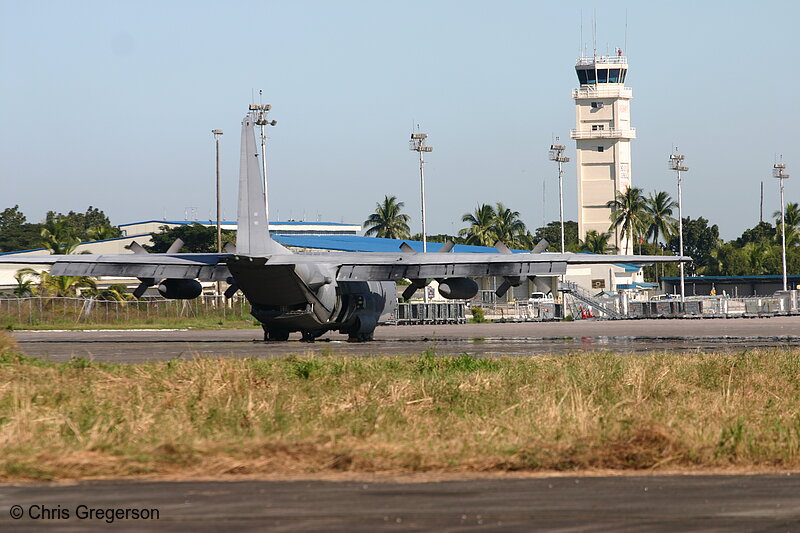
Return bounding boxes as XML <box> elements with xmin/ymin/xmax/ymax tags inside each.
<box><xmin>643</xmin><ymin>191</ymin><xmax>678</xmax><ymax>247</ymax></box>
<box><xmin>666</xmin><ymin>216</ymin><xmax>720</xmax><ymax>275</ymax></box>
<box><xmin>363</xmin><ymin>196</ymin><xmax>411</xmax><ymax>239</ymax></box>
<box><xmin>39</xmin><ymin>219</ymin><xmax>80</xmax><ymax>254</ymax></box>
<box><xmin>579</xmin><ymin>230</ymin><xmax>614</xmax><ymax>254</ymax></box>
<box><xmin>533</xmin><ymin>220</ymin><xmax>579</xmax><ymax>251</ymax></box>
<box><xmin>606</xmin><ymin>187</ymin><xmax>647</xmax><ymax>254</ymax></box>
<box><xmin>145</xmin><ymin>224</ymin><xmax>235</xmax><ymax>253</ymax></box>
<box><xmin>493</xmin><ymin>202</ymin><xmax>528</xmax><ymax>248</ymax></box>
<box><xmin>773</xmin><ymin>202</ymin><xmax>800</xmax><ymax>230</ymax></box>
<box><xmin>459</xmin><ymin>204</ymin><xmax>497</xmax><ymax>247</ymax></box>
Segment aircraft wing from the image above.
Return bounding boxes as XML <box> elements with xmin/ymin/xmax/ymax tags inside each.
<box><xmin>0</xmin><ymin>253</ymin><xmax>231</xmax><ymax>281</ymax></box>
<box><xmin>1</xmin><ymin>250</ymin><xmax>690</xmax><ymax>283</ymax></box>
<box><xmin>227</xmin><ymin>252</ymin><xmax>691</xmax><ymax>281</ymax></box>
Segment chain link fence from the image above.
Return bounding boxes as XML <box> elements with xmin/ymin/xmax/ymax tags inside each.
<box><xmin>0</xmin><ymin>296</ymin><xmax>251</xmax><ymax>327</ymax></box>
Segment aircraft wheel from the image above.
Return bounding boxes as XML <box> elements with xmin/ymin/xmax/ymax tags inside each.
<box><xmin>300</xmin><ymin>330</ymin><xmax>323</xmax><ymax>343</ymax></box>
<box><xmin>265</xmin><ymin>328</ymin><xmax>290</xmax><ymax>341</ymax></box>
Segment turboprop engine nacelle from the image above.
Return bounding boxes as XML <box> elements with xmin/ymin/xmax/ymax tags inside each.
<box><xmin>158</xmin><ymin>279</ymin><xmax>203</xmax><ymax>299</ymax></box>
<box><xmin>437</xmin><ymin>278</ymin><xmax>479</xmax><ymax>299</ymax></box>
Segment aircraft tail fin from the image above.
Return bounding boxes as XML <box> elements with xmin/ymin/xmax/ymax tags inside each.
<box><xmin>236</xmin><ymin>113</ymin><xmax>289</xmax><ymax>256</ymax></box>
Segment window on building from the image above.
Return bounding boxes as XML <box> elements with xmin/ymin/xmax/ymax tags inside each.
<box><xmin>608</xmin><ymin>69</ymin><xmax>620</xmax><ymax>83</ymax></box>
<box><xmin>591</xmin><ymin>124</ymin><xmax>605</xmax><ymax>131</ymax></box>
<box><xmin>597</xmin><ymin>146</ymin><xmax>605</xmax><ymax>152</ymax></box>
<box><xmin>576</xmin><ymin>69</ymin><xmax>588</xmax><ymax>84</ymax></box>
<box><xmin>586</xmin><ymin>69</ymin><xmax>596</xmax><ymax>84</ymax></box>
<box><xmin>597</xmin><ymin>69</ymin><xmax>608</xmax><ymax>83</ymax></box>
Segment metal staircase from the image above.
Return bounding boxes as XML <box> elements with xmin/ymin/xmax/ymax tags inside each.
<box><xmin>559</xmin><ymin>281</ymin><xmax>624</xmax><ymax>319</ymax></box>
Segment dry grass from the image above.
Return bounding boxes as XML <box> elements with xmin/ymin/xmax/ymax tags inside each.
<box><xmin>1</xmin><ymin>345</ymin><xmax>800</xmax><ymax>480</ymax></box>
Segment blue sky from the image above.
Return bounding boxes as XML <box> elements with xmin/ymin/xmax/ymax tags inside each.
<box><xmin>1</xmin><ymin>1</ymin><xmax>798</xmax><ymax>240</ymax></box>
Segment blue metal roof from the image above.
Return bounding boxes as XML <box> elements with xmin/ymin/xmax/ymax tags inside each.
<box><xmin>272</xmin><ymin>234</ymin><xmax>511</xmax><ymax>253</ymax></box>
<box><xmin>118</xmin><ymin>220</ymin><xmax>356</xmax><ymax>228</ymax></box>
<box><xmin>661</xmin><ymin>275</ymin><xmax>800</xmax><ymax>281</ymax></box>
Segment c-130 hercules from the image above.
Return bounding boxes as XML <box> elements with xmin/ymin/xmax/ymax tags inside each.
<box><xmin>3</xmin><ymin>105</ymin><xmax>689</xmax><ymax>341</ymax></box>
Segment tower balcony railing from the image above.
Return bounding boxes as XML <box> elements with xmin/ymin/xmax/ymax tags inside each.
<box><xmin>570</xmin><ymin>128</ymin><xmax>636</xmax><ymax>140</ymax></box>
<box><xmin>572</xmin><ymin>86</ymin><xmax>633</xmax><ymax>99</ymax></box>
<box><xmin>576</xmin><ymin>55</ymin><xmax>627</xmax><ymax>66</ymax></box>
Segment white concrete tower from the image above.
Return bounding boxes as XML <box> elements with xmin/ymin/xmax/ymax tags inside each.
<box><xmin>571</xmin><ymin>52</ymin><xmax>636</xmax><ymax>253</ymax></box>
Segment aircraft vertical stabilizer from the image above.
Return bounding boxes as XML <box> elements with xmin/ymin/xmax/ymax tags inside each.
<box><xmin>237</xmin><ymin>113</ymin><xmax>289</xmax><ymax>256</ymax></box>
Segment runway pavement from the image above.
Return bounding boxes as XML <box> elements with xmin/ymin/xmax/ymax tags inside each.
<box><xmin>10</xmin><ymin>316</ymin><xmax>800</xmax><ymax>362</ymax></box>
<box><xmin>1</xmin><ymin>474</ymin><xmax>798</xmax><ymax>531</ymax></box>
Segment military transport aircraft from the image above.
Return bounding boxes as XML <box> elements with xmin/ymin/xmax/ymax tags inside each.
<box><xmin>2</xmin><ymin>108</ymin><xmax>689</xmax><ymax>341</ymax></box>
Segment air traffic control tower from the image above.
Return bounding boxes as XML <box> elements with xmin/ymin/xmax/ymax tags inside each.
<box><xmin>570</xmin><ymin>52</ymin><xmax>636</xmax><ymax>253</ymax></box>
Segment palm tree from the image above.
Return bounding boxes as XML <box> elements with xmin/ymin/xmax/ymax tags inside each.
<box><xmin>40</xmin><ymin>219</ymin><xmax>80</xmax><ymax>254</ymax></box>
<box><xmin>606</xmin><ymin>187</ymin><xmax>647</xmax><ymax>254</ymax></box>
<box><xmin>773</xmin><ymin>202</ymin><xmax>800</xmax><ymax>240</ymax></box>
<box><xmin>37</xmin><ymin>272</ymin><xmax>96</xmax><ymax>297</ymax></box>
<box><xmin>493</xmin><ymin>202</ymin><xmax>528</xmax><ymax>248</ymax></box>
<box><xmin>459</xmin><ymin>204</ymin><xmax>497</xmax><ymax>246</ymax></box>
<box><xmin>579</xmin><ymin>230</ymin><xmax>614</xmax><ymax>254</ymax></box>
<box><xmin>363</xmin><ymin>196</ymin><xmax>411</xmax><ymax>239</ymax></box>
<box><xmin>644</xmin><ymin>191</ymin><xmax>678</xmax><ymax>248</ymax></box>
<box><xmin>13</xmin><ymin>268</ymin><xmax>38</xmax><ymax>297</ymax></box>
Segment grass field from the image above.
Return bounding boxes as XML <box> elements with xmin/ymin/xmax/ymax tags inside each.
<box><xmin>1</xmin><ymin>331</ymin><xmax>799</xmax><ymax>480</ymax></box>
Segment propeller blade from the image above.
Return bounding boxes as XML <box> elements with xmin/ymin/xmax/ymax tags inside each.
<box><xmin>224</xmin><ymin>283</ymin><xmax>240</xmax><ymax>299</ymax></box>
<box><xmin>531</xmin><ymin>239</ymin><xmax>549</xmax><ymax>254</ymax></box>
<box><xmin>495</xmin><ymin>280</ymin><xmax>513</xmax><ymax>297</ymax></box>
<box><xmin>399</xmin><ymin>242</ymin><xmax>415</xmax><ymax>253</ymax></box>
<box><xmin>402</xmin><ymin>284</ymin><xmax>419</xmax><ymax>300</ymax></box>
<box><xmin>531</xmin><ymin>276</ymin><xmax>551</xmax><ymax>293</ymax></box>
<box><xmin>438</xmin><ymin>241</ymin><xmax>455</xmax><ymax>253</ymax></box>
<box><xmin>129</xmin><ymin>241</ymin><xmax>148</xmax><ymax>254</ymax></box>
<box><xmin>224</xmin><ymin>242</ymin><xmax>236</xmax><ymax>254</ymax></box>
<box><xmin>166</xmin><ymin>238</ymin><xmax>185</xmax><ymax>254</ymax></box>
<box><xmin>132</xmin><ymin>282</ymin><xmax>150</xmax><ymax>298</ymax></box>
<box><xmin>494</xmin><ymin>241</ymin><xmax>512</xmax><ymax>254</ymax></box>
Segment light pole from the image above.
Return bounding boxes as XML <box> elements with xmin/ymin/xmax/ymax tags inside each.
<box><xmin>249</xmin><ymin>99</ymin><xmax>277</xmax><ymax>223</ymax></box>
<box><xmin>212</xmin><ymin>129</ymin><xmax>223</xmax><ymax>297</ymax></box>
<box><xmin>549</xmin><ymin>142</ymin><xmax>570</xmax><ymax>253</ymax></box>
<box><xmin>669</xmin><ymin>152</ymin><xmax>689</xmax><ymax>303</ymax></box>
<box><xmin>409</xmin><ymin>132</ymin><xmax>433</xmax><ymax>253</ymax></box>
<box><xmin>774</xmin><ymin>162</ymin><xmax>790</xmax><ymax>291</ymax></box>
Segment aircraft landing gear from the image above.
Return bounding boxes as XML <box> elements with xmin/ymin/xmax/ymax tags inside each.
<box><xmin>262</xmin><ymin>326</ymin><xmax>290</xmax><ymax>341</ymax></box>
<box><xmin>300</xmin><ymin>329</ymin><xmax>325</xmax><ymax>343</ymax></box>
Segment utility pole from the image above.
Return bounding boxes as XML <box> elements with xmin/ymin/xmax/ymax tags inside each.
<box><xmin>549</xmin><ymin>142</ymin><xmax>570</xmax><ymax>252</ymax></box>
<box><xmin>249</xmin><ymin>94</ymin><xmax>277</xmax><ymax>224</ymax></box>
<box><xmin>669</xmin><ymin>152</ymin><xmax>689</xmax><ymax>304</ymax></box>
<box><xmin>774</xmin><ymin>162</ymin><xmax>790</xmax><ymax>291</ymax></box>
<box><xmin>212</xmin><ymin>129</ymin><xmax>223</xmax><ymax>297</ymax></box>
<box><xmin>409</xmin><ymin>131</ymin><xmax>433</xmax><ymax>253</ymax></box>
<box><xmin>409</xmin><ymin>131</ymin><xmax>433</xmax><ymax>304</ymax></box>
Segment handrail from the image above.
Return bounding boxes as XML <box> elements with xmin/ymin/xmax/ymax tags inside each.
<box><xmin>570</xmin><ymin>128</ymin><xmax>636</xmax><ymax>139</ymax></box>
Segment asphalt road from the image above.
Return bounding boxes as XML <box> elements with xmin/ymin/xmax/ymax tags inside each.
<box><xmin>1</xmin><ymin>475</ymin><xmax>798</xmax><ymax>531</ymax></box>
<box><xmin>10</xmin><ymin>316</ymin><xmax>800</xmax><ymax>362</ymax></box>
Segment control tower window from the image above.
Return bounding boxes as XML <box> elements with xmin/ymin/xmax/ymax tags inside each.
<box><xmin>577</xmin><ymin>69</ymin><xmax>588</xmax><ymax>84</ymax></box>
<box><xmin>608</xmin><ymin>69</ymin><xmax>620</xmax><ymax>83</ymax></box>
<box><xmin>597</xmin><ymin>69</ymin><xmax>608</xmax><ymax>83</ymax></box>
<box><xmin>597</xmin><ymin>146</ymin><xmax>605</xmax><ymax>152</ymax></box>
<box><xmin>586</xmin><ymin>69</ymin><xmax>596</xmax><ymax>84</ymax></box>
<box><xmin>619</xmin><ymin>69</ymin><xmax>627</xmax><ymax>83</ymax></box>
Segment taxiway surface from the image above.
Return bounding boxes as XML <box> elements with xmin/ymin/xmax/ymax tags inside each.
<box><xmin>2</xmin><ymin>475</ymin><xmax>798</xmax><ymax>531</ymax></box>
<box><xmin>11</xmin><ymin>316</ymin><xmax>800</xmax><ymax>362</ymax></box>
